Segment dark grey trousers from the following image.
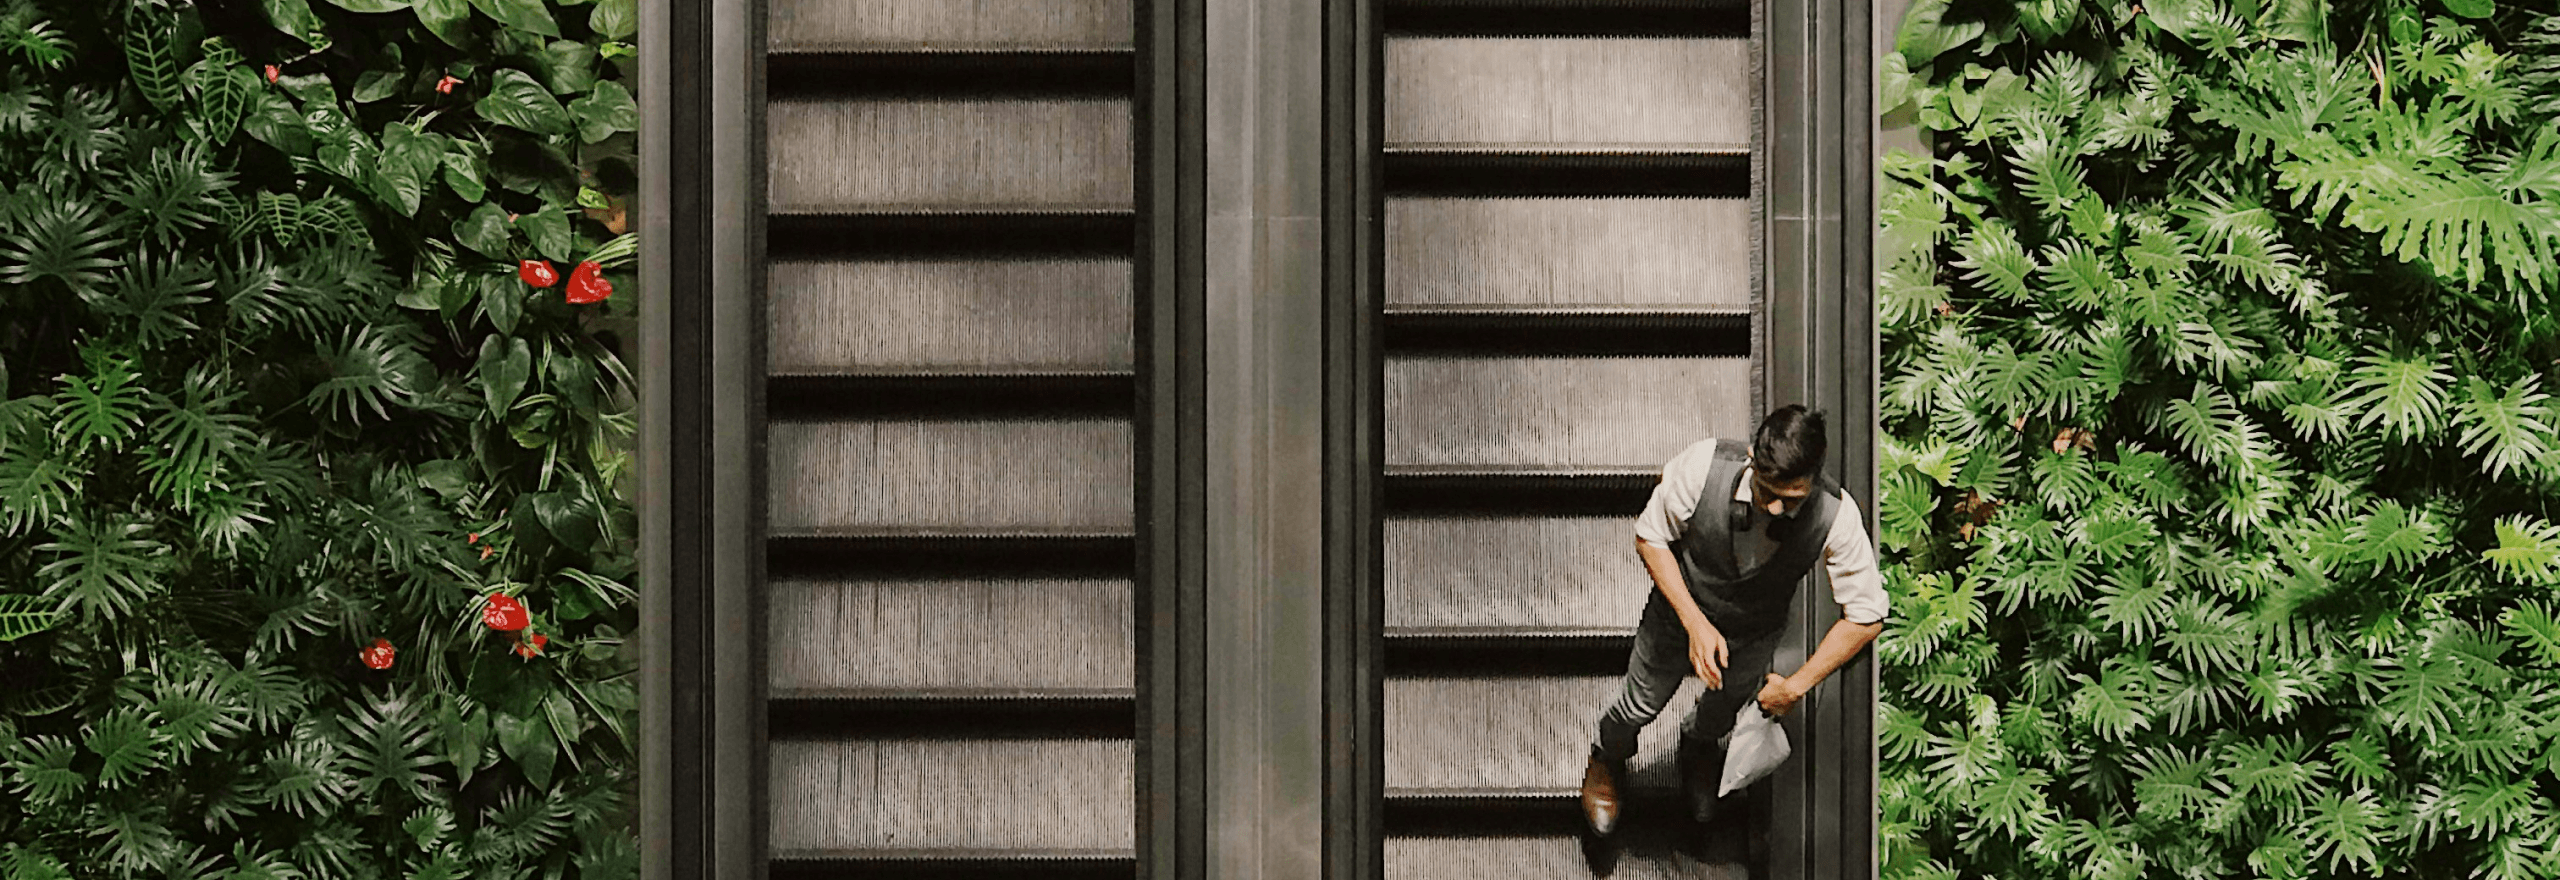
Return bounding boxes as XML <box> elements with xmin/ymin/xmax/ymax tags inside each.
<box><xmin>1592</xmin><ymin>590</ymin><xmax>1782</xmax><ymax>782</ymax></box>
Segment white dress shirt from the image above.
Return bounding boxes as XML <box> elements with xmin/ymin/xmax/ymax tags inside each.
<box><xmin>1633</xmin><ymin>438</ymin><xmax>1889</xmax><ymax>625</ymax></box>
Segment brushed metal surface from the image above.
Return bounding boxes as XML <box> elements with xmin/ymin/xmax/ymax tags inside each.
<box><xmin>767</xmin><ymin>259</ymin><xmax>1134</xmax><ymax>372</ymax></box>
<box><xmin>1386</xmin><ymin>516</ymin><xmax>1653</xmax><ymax>631</ymax></box>
<box><xmin>1385</xmin><ymin>39</ymin><xmax>1750</xmax><ymax>146</ymax></box>
<box><xmin>1388</xmin><ymin>837</ymin><xmax>1747</xmax><ymax>880</ymax></box>
<box><xmin>1386</xmin><ymin>198</ymin><xmax>1751</xmax><ymax>307</ymax></box>
<box><xmin>1385</xmin><ymin>675</ymin><xmax>1705</xmax><ymax>792</ymax></box>
<box><xmin>768</xmin><ymin>100</ymin><xmax>1133</xmax><ymax>211</ymax></box>
<box><xmin>1384</xmin><ymin>357</ymin><xmax>1750</xmax><ymax>468</ymax></box>
<box><xmin>767</xmin><ymin>419</ymin><xmax>1134</xmax><ymax>529</ymax></box>
<box><xmin>768</xmin><ymin>738</ymin><xmax>1136</xmax><ymax>851</ymax></box>
<box><xmin>769</xmin><ymin>0</ymin><xmax>1132</xmax><ymax>49</ymax></box>
<box><xmin>768</xmin><ymin>578</ymin><xmax>1134</xmax><ymax>690</ymax></box>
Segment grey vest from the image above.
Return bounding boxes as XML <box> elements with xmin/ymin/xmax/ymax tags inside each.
<box><xmin>1672</xmin><ymin>440</ymin><xmax>1842</xmax><ymax>641</ymax></box>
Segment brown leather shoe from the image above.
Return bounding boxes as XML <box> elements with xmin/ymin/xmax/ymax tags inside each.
<box><xmin>1581</xmin><ymin>755</ymin><xmax>1623</xmax><ymax>837</ymax></box>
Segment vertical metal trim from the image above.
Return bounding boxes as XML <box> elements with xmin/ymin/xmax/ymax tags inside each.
<box><xmin>640</xmin><ymin>0</ymin><xmax>716</xmax><ymax>871</ymax></box>
<box><xmin>736</xmin><ymin>0</ymin><xmax>773</xmax><ymax>871</ymax></box>
<box><xmin>1762</xmin><ymin>0</ymin><xmax>1876</xmax><ymax>876</ymax></box>
<box><xmin>1321</xmin><ymin>0</ymin><xmax>1384</xmax><ymax>871</ymax></box>
<box><xmin>1137</xmin><ymin>0</ymin><xmax>1211</xmax><ymax>872</ymax></box>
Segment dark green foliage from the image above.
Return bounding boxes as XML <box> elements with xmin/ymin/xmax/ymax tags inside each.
<box><xmin>1881</xmin><ymin>2</ymin><xmax>2560</xmax><ymax>879</ymax></box>
<box><xmin>0</xmin><ymin>0</ymin><xmax>638</xmax><ymax>876</ymax></box>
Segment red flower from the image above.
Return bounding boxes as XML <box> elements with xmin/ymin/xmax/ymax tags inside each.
<box><xmin>468</xmin><ymin>532</ymin><xmax>480</xmax><ymax>543</ymax></box>
<box><xmin>264</xmin><ymin>65</ymin><xmax>280</xmax><ymax>84</ymax></box>
<box><xmin>436</xmin><ymin>75</ymin><xmax>463</xmax><ymax>95</ymax></box>
<box><xmin>565</xmin><ymin>261</ymin><xmax>612</xmax><ymax>304</ymax></box>
<box><xmin>518</xmin><ymin>260</ymin><xmax>559</xmax><ymax>288</ymax></box>
<box><xmin>481</xmin><ymin>593</ymin><xmax>530</xmax><ymax>631</ymax></box>
<box><xmin>515</xmin><ymin>633</ymin><xmax>549</xmax><ymax>658</ymax></box>
<box><xmin>359</xmin><ymin>638</ymin><xmax>395</xmax><ymax>670</ymax></box>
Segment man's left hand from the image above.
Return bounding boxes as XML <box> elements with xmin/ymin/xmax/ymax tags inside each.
<box><xmin>1757</xmin><ymin>674</ymin><xmax>1806</xmax><ymax>717</ymax></box>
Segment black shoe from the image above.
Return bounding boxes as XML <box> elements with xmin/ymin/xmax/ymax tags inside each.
<box><xmin>1676</xmin><ymin>738</ymin><xmax>1724</xmax><ymax>824</ymax></box>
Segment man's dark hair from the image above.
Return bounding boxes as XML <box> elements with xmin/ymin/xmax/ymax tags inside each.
<box><xmin>1751</xmin><ymin>405</ymin><xmax>1827</xmax><ymax>482</ymax></box>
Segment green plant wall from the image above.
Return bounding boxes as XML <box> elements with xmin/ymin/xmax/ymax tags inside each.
<box><xmin>1878</xmin><ymin>1</ymin><xmax>2560</xmax><ymax>878</ymax></box>
<box><xmin>0</xmin><ymin>0</ymin><xmax>640</xmax><ymax>875</ymax></box>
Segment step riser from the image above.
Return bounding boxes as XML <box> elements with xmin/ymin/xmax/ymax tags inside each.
<box><xmin>768</xmin><ymin>0</ymin><xmax>1132</xmax><ymax>50</ymax></box>
<box><xmin>1387</xmin><ymin>516</ymin><xmax>1653</xmax><ymax>631</ymax></box>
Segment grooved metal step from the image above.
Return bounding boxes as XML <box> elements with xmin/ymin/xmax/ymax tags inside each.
<box><xmin>768</xmin><ymin>738</ymin><xmax>1136</xmax><ymax>851</ymax></box>
<box><xmin>1385</xmin><ymin>357</ymin><xmax>1751</xmax><ymax>468</ymax></box>
<box><xmin>1387</xmin><ymin>834</ymin><xmax>1749</xmax><ymax>880</ymax></box>
<box><xmin>1386</xmin><ymin>198</ymin><xmax>1752</xmax><ymax>307</ymax></box>
<box><xmin>767</xmin><ymin>0</ymin><xmax>1133</xmax><ymax>51</ymax></box>
<box><xmin>768</xmin><ymin>259</ymin><xmax>1135</xmax><ymax>373</ymax></box>
<box><xmin>1386</xmin><ymin>676</ymin><xmax>1709</xmax><ymax>792</ymax></box>
<box><xmin>771</xmin><ymin>853</ymin><xmax>1137</xmax><ymax>880</ymax></box>
<box><xmin>1386</xmin><ymin>39</ymin><xmax>1749</xmax><ymax>146</ymax></box>
<box><xmin>767</xmin><ymin>420</ymin><xmax>1134</xmax><ymax>531</ymax></box>
<box><xmin>769</xmin><ymin>577</ymin><xmax>1134</xmax><ymax>691</ymax></box>
<box><xmin>767</xmin><ymin>100</ymin><xmax>1132</xmax><ymax>211</ymax></box>
<box><xmin>1387</xmin><ymin>514</ymin><xmax>1652</xmax><ymax>628</ymax></box>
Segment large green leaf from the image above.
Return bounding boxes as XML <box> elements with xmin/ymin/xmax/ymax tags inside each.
<box><xmin>538</xmin><ymin>40</ymin><xmax>598</xmax><ymax>94</ymax></box>
<box><xmin>476</xmin><ymin>69</ymin><xmax>572</xmax><ymax>136</ymax></box>
<box><xmin>454</xmin><ymin>201</ymin><xmax>512</xmax><ymax>256</ymax></box>
<box><xmin>493</xmin><ymin>709</ymin><xmax>557</xmax><ymax>790</ymax></box>
<box><xmin>372</xmin><ymin>124</ymin><xmax>442</xmax><ymax>217</ymax></box>
<box><xmin>478</xmin><ymin>335</ymin><xmax>533</xmax><ymax>415</ymax></box>
<box><xmin>591</xmin><ymin>0</ymin><xmax>636</xmax><ymax>40</ymax></box>
<box><xmin>325</xmin><ymin>0</ymin><xmax>414</xmax><ymax>11</ymax></box>
<box><xmin>260</xmin><ymin>0</ymin><xmax>327</xmax><ymax>46</ymax></box>
<box><xmin>414</xmin><ymin>0</ymin><xmax>473</xmax><ymax>46</ymax></box>
<box><xmin>570</xmin><ymin>80</ymin><xmax>638</xmax><ymax>144</ymax></box>
<box><xmin>517</xmin><ymin>207</ymin><xmax>574</xmax><ymax>263</ymax></box>
<box><xmin>468</xmin><ymin>0</ymin><xmax>560</xmax><ymax>37</ymax></box>
<box><xmin>0</xmin><ymin>593</ymin><xmax>58</xmax><ymax>641</ymax></box>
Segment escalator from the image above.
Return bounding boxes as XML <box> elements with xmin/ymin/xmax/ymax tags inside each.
<box><xmin>1376</xmin><ymin>2</ymin><xmax>1762</xmax><ymax>876</ymax></box>
<box><xmin>757</xmin><ymin>0</ymin><xmax>1141</xmax><ymax>875</ymax></box>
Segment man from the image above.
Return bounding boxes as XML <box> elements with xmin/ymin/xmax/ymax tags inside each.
<box><xmin>1579</xmin><ymin>405</ymin><xmax>1888</xmax><ymax>837</ymax></box>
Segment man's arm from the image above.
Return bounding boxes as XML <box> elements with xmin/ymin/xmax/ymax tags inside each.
<box><xmin>1759</xmin><ymin>493</ymin><xmax>1889</xmax><ymax>715</ymax></box>
<box><xmin>1637</xmin><ymin>538</ymin><xmax>1727</xmax><ymax>688</ymax></box>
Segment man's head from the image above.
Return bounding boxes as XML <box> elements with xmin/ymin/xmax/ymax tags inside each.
<box><xmin>1749</xmin><ymin>405</ymin><xmax>1826</xmax><ymax>517</ymax></box>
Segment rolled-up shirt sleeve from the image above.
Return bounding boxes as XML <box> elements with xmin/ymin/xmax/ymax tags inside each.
<box><xmin>1635</xmin><ymin>439</ymin><xmax>1718</xmax><ymax>548</ymax></box>
<box><xmin>1824</xmin><ymin>493</ymin><xmax>1888</xmax><ymax>624</ymax></box>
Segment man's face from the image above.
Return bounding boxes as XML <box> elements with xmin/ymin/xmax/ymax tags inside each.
<box><xmin>1750</xmin><ymin>465</ymin><xmax>1812</xmax><ymax>518</ymax></box>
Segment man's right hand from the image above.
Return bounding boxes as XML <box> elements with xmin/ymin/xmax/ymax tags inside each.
<box><xmin>1686</xmin><ymin>617</ymin><xmax>1729</xmax><ymax>689</ymax></box>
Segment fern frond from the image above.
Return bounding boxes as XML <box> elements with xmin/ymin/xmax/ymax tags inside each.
<box><xmin>2452</xmin><ymin>374</ymin><xmax>2557</xmax><ymax>482</ymax></box>
<box><xmin>2485</xmin><ymin>516</ymin><xmax>2560</xmax><ymax>586</ymax></box>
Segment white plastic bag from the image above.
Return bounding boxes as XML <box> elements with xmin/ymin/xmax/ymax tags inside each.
<box><xmin>1717</xmin><ymin>702</ymin><xmax>1791</xmax><ymax>797</ymax></box>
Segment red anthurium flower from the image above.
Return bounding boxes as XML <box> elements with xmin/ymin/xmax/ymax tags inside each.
<box><xmin>481</xmin><ymin>593</ymin><xmax>530</xmax><ymax>631</ymax></box>
<box><xmin>359</xmin><ymin>638</ymin><xmax>395</xmax><ymax>670</ymax></box>
<box><xmin>436</xmin><ymin>75</ymin><xmax>463</xmax><ymax>94</ymax></box>
<box><xmin>518</xmin><ymin>260</ymin><xmax>559</xmax><ymax>288</ymax></box>
<box><xmin>515</xmin><ymin>633</ymin><xmax>549</xmax><ymax>658</ymax></box>
<box><xmin>565</xmin><ymin>261</ymin><xmax>612</xmax><ymax>304</ymax></box>
<box><xmin>264</xmin><ymin>65</ymin><xmax>280</xmax><ymax>84</ymax></box>
<box><xmin>468</xmin><ymin>532</ymin><xmax>480</xmax><ymax>543</ymax></box>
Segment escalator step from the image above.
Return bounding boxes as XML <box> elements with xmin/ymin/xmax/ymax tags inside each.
<box><xmin>1388</xmin><ymin>515</ymin><xmax>1648</xmax><ymax>630</ymax></box>
<box><xmin>767</xmin><ymin>420</ymin><xmax>1134</xmax><ymax>530</ymax></box>
<box><xmin>1386</xmin><ymin>38</ymin><xmax>1748</xmax><ymax>146</ymax></box>
<box><xmin>768</xmin><ymin>0</ymin><xmax>1132</xmax><ymax>52</ymax></box>
<box><xmin>1385</xmin><ymin>356</ymin><xmax>1750</xmax><ymax>468</ymax></box>
<box><xmin>769</xmin><ymin>260</ymin><xmax>1133</xmax><ymax>373</ymax></box>
<box><xmin>772</xmin><ymin>853</ymin><xmax>1135</xmax><ymax>880</ymax></box>
<box><xmin>1386</xmin><ymin>675</ymin><xmax>1706</xmax><ymax>793</ymax></box>
<box><xmin>1386</xmin><ymin>198</ymin><xmax>1750</xmax><ymax>307</ymax></box>
<box><xmin>768</xmin><ymin>99</ymin><xmax>1133</xmax><ymax>212</ymax></box>
<box><xmin>770</xmin><ymin>738</ymin><xmax>1136</xmax><ymax>852</ymax></box>
<box><xmin>1386</xmin><ymin>835</ymin><xmax>1742</xmax><ymax>880</ymax></box>
<box><xmin>769</xmin><ymin>578</ymin><xmax>1133</xmax><ymax>692</ymax></box>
